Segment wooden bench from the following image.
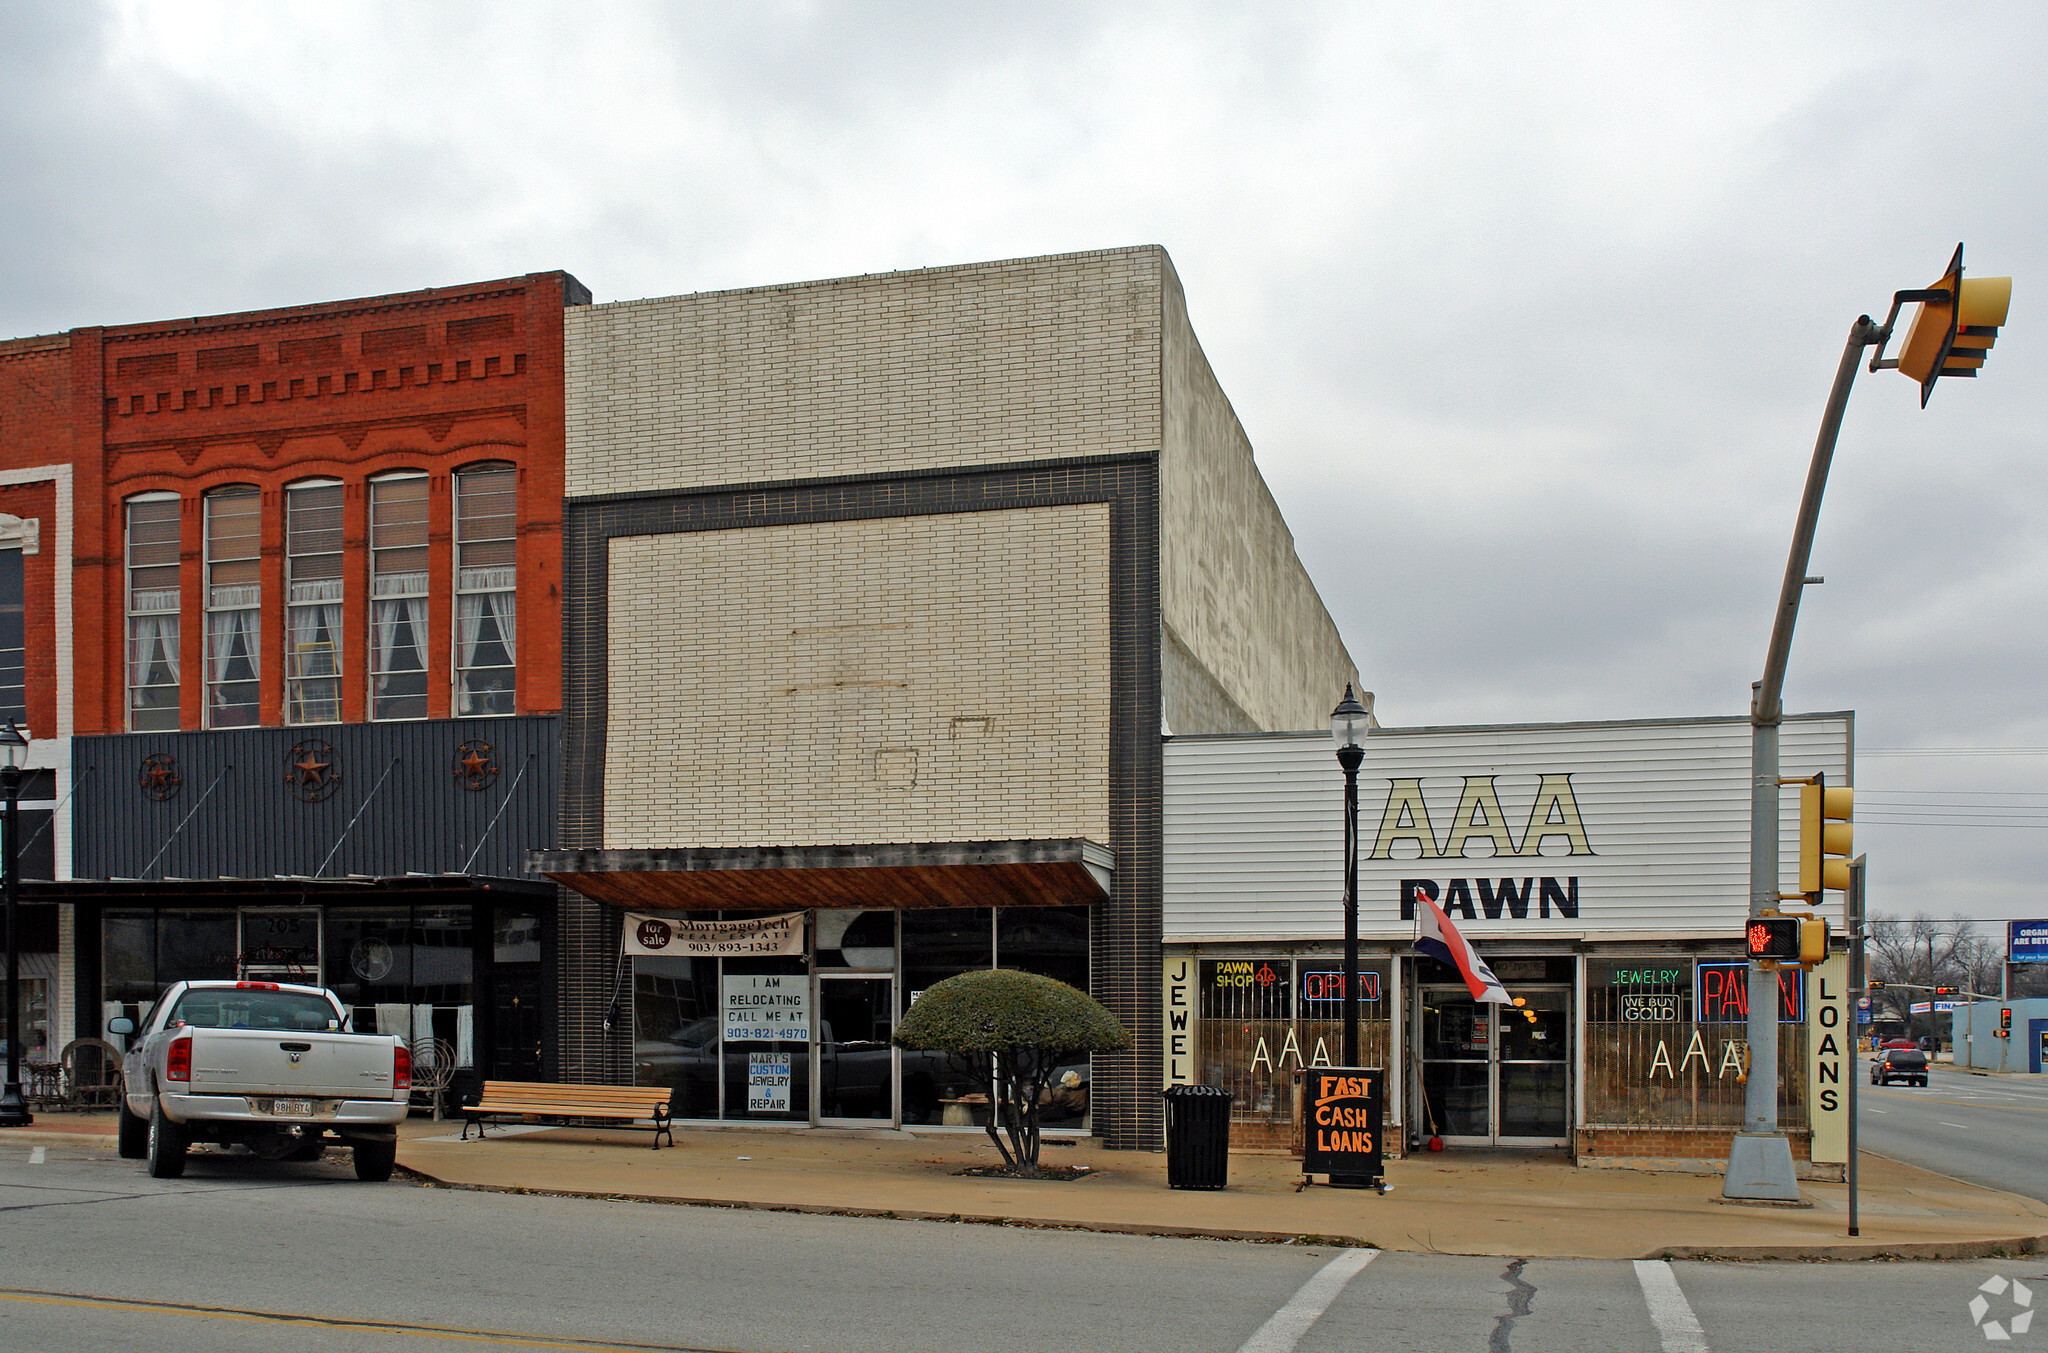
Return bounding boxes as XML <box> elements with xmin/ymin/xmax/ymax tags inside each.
<box><xmin>461</xmin><ymin>1081</ymin><xmax>675</xmax><ymax>1149</ymax></box>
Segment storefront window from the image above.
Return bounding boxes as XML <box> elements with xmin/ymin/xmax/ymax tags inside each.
<box><xmin>1198</xmin><ymin>955</ymin><xmax>1392</xmax><ymax>1140</ymax></box>
<box><xmin>633</xmin><ymin>949</ymin><xmax>719</xmax><ymax>1120</ymax></box>
<box><xmin>902</xmin><ymin>908</ymin><xmax>992</xmax><ymax>1003</ymax></box>
<box><xmin>721</xmin><ymin>954</ymin><xmax>811</xmax><ymax>1124</ymax></box>
<box><xmin>1583</xmin><ymin>957</ymin><xmax>1806</xmax><ymax>1129</ymax></box>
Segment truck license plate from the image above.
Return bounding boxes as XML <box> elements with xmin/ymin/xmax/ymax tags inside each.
<box><xmin>273</xmin><ymin>1098</ymin><xmax>314</xmax><ymax>1117</ymax></box>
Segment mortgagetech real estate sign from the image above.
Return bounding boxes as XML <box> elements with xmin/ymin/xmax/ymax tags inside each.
<box><xmin>1162</xmin><ymin>715</ymin><xmax>1853</xmax><ymax>942</ymax></box>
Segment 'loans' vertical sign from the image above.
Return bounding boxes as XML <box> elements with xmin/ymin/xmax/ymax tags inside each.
<box><xmin>1162</xmin><ymin>958</ymin><xmax>1195</xmax><ymax>1086</ymax></box>
<box><xmin>1807</xmin><ymin>954</ymin><xmax>1848</xmax><ymax>1166</ymax></box>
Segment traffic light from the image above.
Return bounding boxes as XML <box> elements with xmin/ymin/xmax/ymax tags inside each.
<box><xmin>2002</xmin><ymin>1007</ymin><xmax>2014</xmax><ymax>1032</ymax></box>
<box><xmin>1747</xmin><ymin>917</ymin><xmax>1802</xmax><ymax>962</ymax></box>
<box><xmin>1935</xmin><ymin>985</ymin><xmax>1958</xmax><ymax>997</ymax></box>
<box><xmin>1798</xmin><ymin>778</ymin><xmax>1854</xmax><ymax>893</ymax></box>
<box><xmin>1894</xmin><ymin>244</ymin><xmax>2013</xmax><ymax>407</ymax></box>
<box><xmin>1868</xmin><ymin>980</ymin><xmax>1886</xmax><ymax>992</ymax></box>
<box><xmin>1798</xmin><ymin>917</ymin><xmax>1829</xmax><ymax>968</ymax></box>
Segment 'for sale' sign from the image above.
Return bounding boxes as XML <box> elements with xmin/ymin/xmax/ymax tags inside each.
<box><xmin>1301</xmin><ymin>1068</ymin><xmax>1382</xmax><ymax>1180</ymax></box>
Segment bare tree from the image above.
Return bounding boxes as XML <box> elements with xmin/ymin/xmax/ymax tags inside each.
<box><xmin>1867</xmin><ymin>913</ymin><xmax>1977</xmax><ymax>1040</ymax></box>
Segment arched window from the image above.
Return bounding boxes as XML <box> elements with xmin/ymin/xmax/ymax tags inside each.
<box><xmin>285</xmin><ymin>478</ymin><xmax>344</xmax><ymax>724</ymax></box>
<box><xmin>203</xmin><ymin>485</ymin><xmax>262</xmax><ymax>728</ymax></box>
<box><xmin>453</xmin><ymin>462</ymin><xmax>517</xmax><ymax>717</ymax></box>
<box><xmin>368</xmin><ymin>472</ymin><xmax>430</xmax><ymax>721</ymax></box>
<box><xmin>125</xmin><ymin>492</ymin><xmax>182</xmax><ymax>731</ymax></box>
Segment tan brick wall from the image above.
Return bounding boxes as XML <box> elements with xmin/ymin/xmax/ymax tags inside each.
<box><xmin>1159</xmin><ymin>261</ymin><xmax>1357</xmax><ymax>732</ymax></box>
<box><xmin>565</xmin><ymin>249</ymin><xmax>1165</xmax><ymax>498</ymax></box>
<box><xmin>604</xmin><ymin>503</ymin><xmax>1111</xmax><ymax>848</ymax></box>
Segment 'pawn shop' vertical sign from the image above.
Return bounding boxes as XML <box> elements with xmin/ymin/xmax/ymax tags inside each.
<box><xmin>1301</xmin><ymin>1068</ymin><xmax>1383</xmax><ymax>1183</ymax></box>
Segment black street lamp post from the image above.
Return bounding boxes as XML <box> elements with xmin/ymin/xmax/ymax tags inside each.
<box><xmin>1330</xmin><ymin>686</ymin><xmax>1371</xmax><ymax>1068</ymax></box>
<box><xmin>1</xmin><ymin>719</ymin><xmax>31</xmax><ymax>1128</ymax></box>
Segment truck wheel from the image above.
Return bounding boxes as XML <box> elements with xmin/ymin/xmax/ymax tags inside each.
<box><xmin>118</xmin><ymin>1101</ymin><xmax>149</xmax><ymax>1159</ymax></box>
<box><xmin>147</xmin><ymin>1103</ymin><xmax>187</xmax><ymax>1179</ymax></box>
<box><xmin>352</xmin><ymin>1138</ymin><xmax>397</xmax><ymax>1182</ymax></box>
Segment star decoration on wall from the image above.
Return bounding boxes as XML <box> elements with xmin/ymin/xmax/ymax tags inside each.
<box><xmin>138</xmin><ymin>752</ymin><xmax>183</xmax><ymax>802</ymax></box>
<box><xmin>284</xmin><ymin>739</ymin><xmax>342</xmax><ymax>802</ymax></box>
<box><xmin>453</xmin><ymin>739</ymin><xmax>499</xmax><ymax>791</ymax></box>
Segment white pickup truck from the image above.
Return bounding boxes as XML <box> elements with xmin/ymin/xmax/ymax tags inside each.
<box><xmin>112</xmin><ymin>979</ymin><xmax>411</xmax><ymax>1181</ymax></box>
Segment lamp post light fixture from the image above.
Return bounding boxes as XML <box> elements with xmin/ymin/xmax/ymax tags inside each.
<box><xmin>1330</xmin><ymin>685</ymin><xmax>1372</xmax><ymax>1069</ymax></box>
<box><xmin>0</xmin><ymin>718</ymin><xmax>30</xmax><ymax>1128</ymax></box>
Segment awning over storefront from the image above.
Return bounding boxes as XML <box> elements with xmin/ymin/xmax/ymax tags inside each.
<box><xmin>24</xmin><ymin>874</ymin><xmax>555</xmax><ymax>906</ymax></box>
<box><xmin>535</xmin><ymin>838</ymin><xmax>1114</xmax><ymax>912</ymax></box>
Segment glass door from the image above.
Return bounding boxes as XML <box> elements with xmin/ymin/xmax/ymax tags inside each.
<box><xmin>1497</xmin><ymin>988</ymin><xmax>1570</xmax><ymax>1144</ymax></box>
<box><xmin>815</xmin><ymin>975</ymin><xmax>897</xmax><ymax>1126</ymax></box>
<box><xmin>1419</xmin><ymin>988</ymin><xmax>1492</xmax><ymax>1142</ymax></box>
<box><xmin>239</xmin><ymin>907</ymin><xmax>321</xmax><ymax>982</ymax></box>
<box><xmin>1416</xmin><ymin>984</ymin><xmax>1572</xmax><ymax>1145</ymax></box>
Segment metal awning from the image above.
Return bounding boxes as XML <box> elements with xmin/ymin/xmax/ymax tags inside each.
<box><xmin>535</xmin><ymin>838</ymin><xmax>1113</xmax><ymax>912</ymax></box>
<box><xmin>23</xmin><ymin>874</ymin><xmax>555</xmax><ymax>906</ymax></box>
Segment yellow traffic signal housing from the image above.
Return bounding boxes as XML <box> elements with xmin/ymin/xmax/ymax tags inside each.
<box><xmin>1798</xmin><ymin>917</ymin><xmax>1828</xmax><ymax>967</ymax></box>
<box><xmin>1895</xmin><ymin>244</ymin><xmax>2013</xmax><ymax>406</ymax></box>
<box><xmin>1798</xmin><ymin>780</ymin><xmax>1854</xmax><ymax>892</ymax></box>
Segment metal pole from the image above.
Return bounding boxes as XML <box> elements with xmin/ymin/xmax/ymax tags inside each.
<box><xmin>1728</xmin><ymin>315</ymin><xmax>1880</xmax><ymax>1202</ymax></box>
<box><xmin>0</xmin><ymin>761</ymin><xmax>28</xmax><ymax>1127</ymax></box>
<box><xmin>1847</xmin><ymin>855</ymin><xmax>1866</xmax><ymax>1237</ymax></box>
<box><xmin>1338</xmin><ymin>743</ymin><xmax>1363</xmax><ymax>1068</ymax></box>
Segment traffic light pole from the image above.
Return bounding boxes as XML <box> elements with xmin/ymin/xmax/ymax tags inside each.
<box><xmin>1846</xmin><ymin>855</ymin><xmax>1866</xmax><ymax>1237</ymax></box>
<box><xmin>1725</xmin><ymin>315</ymin><xmax>1881</xmax><ymax>1202</ymax></box>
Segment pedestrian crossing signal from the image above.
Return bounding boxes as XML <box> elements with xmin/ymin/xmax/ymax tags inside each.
<box><xmin>1747</xmin><ymin>917</ymin><xmax>1802</xmax><ymax>961</ymax></box>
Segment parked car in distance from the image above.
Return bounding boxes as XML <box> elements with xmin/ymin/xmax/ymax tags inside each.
<box><xmin>1879</xmin><ymin>1038</ymin><xmax>1917</xmax><ymax>1049</ymax></box>
<box><xmin>113</xmin><ymin>979</ymin><xmax>411</xmax><ymax>1180</ymax></box>
<box><xmin>1871</xmin><ymin>1046</ymin><xmax>1930</xmax><ymax>1087</ymax></box>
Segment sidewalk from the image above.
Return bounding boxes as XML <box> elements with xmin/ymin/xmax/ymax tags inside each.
<box><xmin>19</xmin><ymin>1113</ymin><xmax>2045</xmax><ymax>1260</ymax></box>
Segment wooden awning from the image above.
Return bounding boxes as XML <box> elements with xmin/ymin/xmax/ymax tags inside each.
<box><xmin>534</xmin><ymin>838</ymin><xmax>1113</xmax><ymax>912</ymax></box>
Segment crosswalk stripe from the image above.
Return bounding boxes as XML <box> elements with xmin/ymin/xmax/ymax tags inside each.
<box><xmin>1235</xmin><ymin>1248</ymin><xmax>1379</xmax><ymax>1353</ymax></box>
<box><xmin>1634</xmin><ymin>1260</ymin><xmax>1709</xmax><ymax>1353</ymax></box>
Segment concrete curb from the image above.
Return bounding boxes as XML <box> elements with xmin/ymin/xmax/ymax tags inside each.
<box><xmin>1</xmin><ymin>1128</ymin><xmax>118</xmax><ymax>1148</ymax></box>
<box><xmin>394</xmin><ymin>1161</ymin><xmax>2045</xmax><ymax>1263</ymax></box>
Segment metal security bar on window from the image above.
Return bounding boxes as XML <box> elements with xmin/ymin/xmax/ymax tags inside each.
<box><xmin>1197</xmin><ymin>957</ymin><xmax>1392</xmax><ymax>1135</ymax></box>
<box><xmin>1582</xmin><ymin>958</ymin><xmax>1807</xmax><ymax>1130</ymax></box>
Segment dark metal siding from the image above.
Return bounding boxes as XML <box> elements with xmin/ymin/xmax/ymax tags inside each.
<box><xmin>74</xmin><ymin>717</ymin><xmax>559</xmax><ymax>881</ymax></box>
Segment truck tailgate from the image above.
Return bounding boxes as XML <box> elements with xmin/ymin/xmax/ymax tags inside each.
<box><xmin>185</xmin><ymin>1029</ymin><xmax>401</xmax><ymax>1100</ymax></box>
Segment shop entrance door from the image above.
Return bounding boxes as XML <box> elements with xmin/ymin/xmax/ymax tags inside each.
<box><xmin>238</xmin><ymin>908</ymin><xmax>321</xmax><ymax>982</ymax></box>
<box><xmin>1416</xmin><ymin>985</ymin><xmax>1570</xmax><ymax>1146</ymax></box>
<box><xmin>814</xmin><ymin>975</ymin><xmax>898</xmax><ymax>1126</ymax></box>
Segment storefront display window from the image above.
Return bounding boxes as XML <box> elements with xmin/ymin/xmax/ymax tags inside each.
<box><xmin>1198</xmin><ymin>955</ymin><xmax>1392</xmax><ymax>1138</ymax></box>
<box><xmin>1582</xmin><ymin>957</ymin><xmax>1806</xmax><ymax>1129</ymax></box>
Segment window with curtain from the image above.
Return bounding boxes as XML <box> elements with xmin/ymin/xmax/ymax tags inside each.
<box><xmin>204</xmin><ymin>486</ymin><xmax>261</xmax><ymax>728</ymax></box>
<box><xmin>369</xmin><ymin>474</ymin><xmax>430</xmax><ymax>720</ymax></box>
<box><xmin>0</xmin><ymin>548</ymin><xmax>23</xmax><ymax>728</ymax></box>
<box><xmin>125</xmin><ymin>494</ymin><xmax>182</xmax><ymax>731</ymax></box>
<box><xmin>453</xmin><ymin>462</ymin><xmax>517</xmax><ymax>717</ymax></box>
<box><xmin>285</xmin><ymin>480</ymin><xmax>344</xmax><ymax>723</ymax></box>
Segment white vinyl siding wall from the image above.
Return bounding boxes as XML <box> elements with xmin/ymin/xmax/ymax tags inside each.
<box><xmin>1163</xmin><ymin>714</ymin><xmax>1852</xmax><ymax>944</ymax></box>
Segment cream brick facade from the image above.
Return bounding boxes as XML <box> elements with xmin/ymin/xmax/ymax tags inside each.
<box><xmin>1158</xmin><ymin>262</ymin><xmax>1357</xmax><ymax>733</ymax></box>
<box><xmin>603</xmin><ymin>503</ymin><xmax>1110</xmax><ymax>848</ymax></box>
<box><xmin>565</xmin><ymin>248</ymin><xmax>1163</xmax><ymax>498</ymax></box>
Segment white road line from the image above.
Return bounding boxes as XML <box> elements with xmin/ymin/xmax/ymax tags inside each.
<box><xmin>1634</xmin><ymin>1260</ymin><xmax>1709</xmax><ymax>1353</ymax></box>
<box><xmin>28</xmin><ymin>1146</ymin><xmax>45</xmax><ymax>1164</ymax></box>
<box><xmin>1235</xmin><ymin>1248</ymin><xmax>1379</xmax><ymax>1353</ymax></box>
<box><xmin>1939</xmin><ymin>1122</ymin><xmax>1970</xmax><ymax>1129</ymax></box>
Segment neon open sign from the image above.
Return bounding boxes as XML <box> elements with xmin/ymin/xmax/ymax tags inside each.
<box><xmin>1299</xmin><ymin>971</ymin><xmax>1383</xmax><ymax>1004</ymax></box>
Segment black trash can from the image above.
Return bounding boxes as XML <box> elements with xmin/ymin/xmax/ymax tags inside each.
<box><xmin>1162</xmin><ymin>1084</ymin><xmax>1233</xmax><ymax>1190</ymax></box>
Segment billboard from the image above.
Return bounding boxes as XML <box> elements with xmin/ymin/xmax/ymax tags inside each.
<box><xmin>2009</xmin><ymin>919</ymin><xmax>2048</xmax><ymax>965</ymax></box>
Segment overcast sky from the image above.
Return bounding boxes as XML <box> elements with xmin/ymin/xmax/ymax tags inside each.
<box><xmin>4</xmin><ymin>2</ymin><xmax>2043</xmax><ymax>932</ymax></box>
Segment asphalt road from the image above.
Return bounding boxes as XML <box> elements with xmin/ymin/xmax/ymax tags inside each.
<box><xmin>1857</xmin><ymin>1054</ymin><xmax>2048</xmax><ymax>1203</ymax></box>
<box><xmin>1</xmin><ymin>1137</ymin><xmax>2041</xmax><ymax>1353</ymax></box>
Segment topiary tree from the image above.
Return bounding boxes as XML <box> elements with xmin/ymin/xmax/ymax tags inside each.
<box><xmin>894</xmin><ymin>968</ymin><xmax>1131</xmax><ymax>1176</ymax></box>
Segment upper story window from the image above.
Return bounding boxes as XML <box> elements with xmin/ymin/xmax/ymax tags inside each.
<box><xmin>285</xmin><ymin>480</ymin><xmax>343</xmax><ymax>724</ymax></box>
<box><xmin>454</xmin><ymin>462</ymin><xmax>517</xmax><ymax>717</ymax></box>
<box><xmin>126</xmin><ymin>494</ymin><xmax>183</xmax><ymax>732</ymax></box>
<box><xmin>369</xmin><ymin>473</ymin><xmax>430</xmax><ymax>721</ymax></box>
<box><xmin>0</xmin><ymin>548</ymin><xmax>22</xmax><ymax>729</ymax></box>
<box><xmin>203</xmin><ymin>486</ymin><xmax>261</xmax><ymax>728</ymax></box>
